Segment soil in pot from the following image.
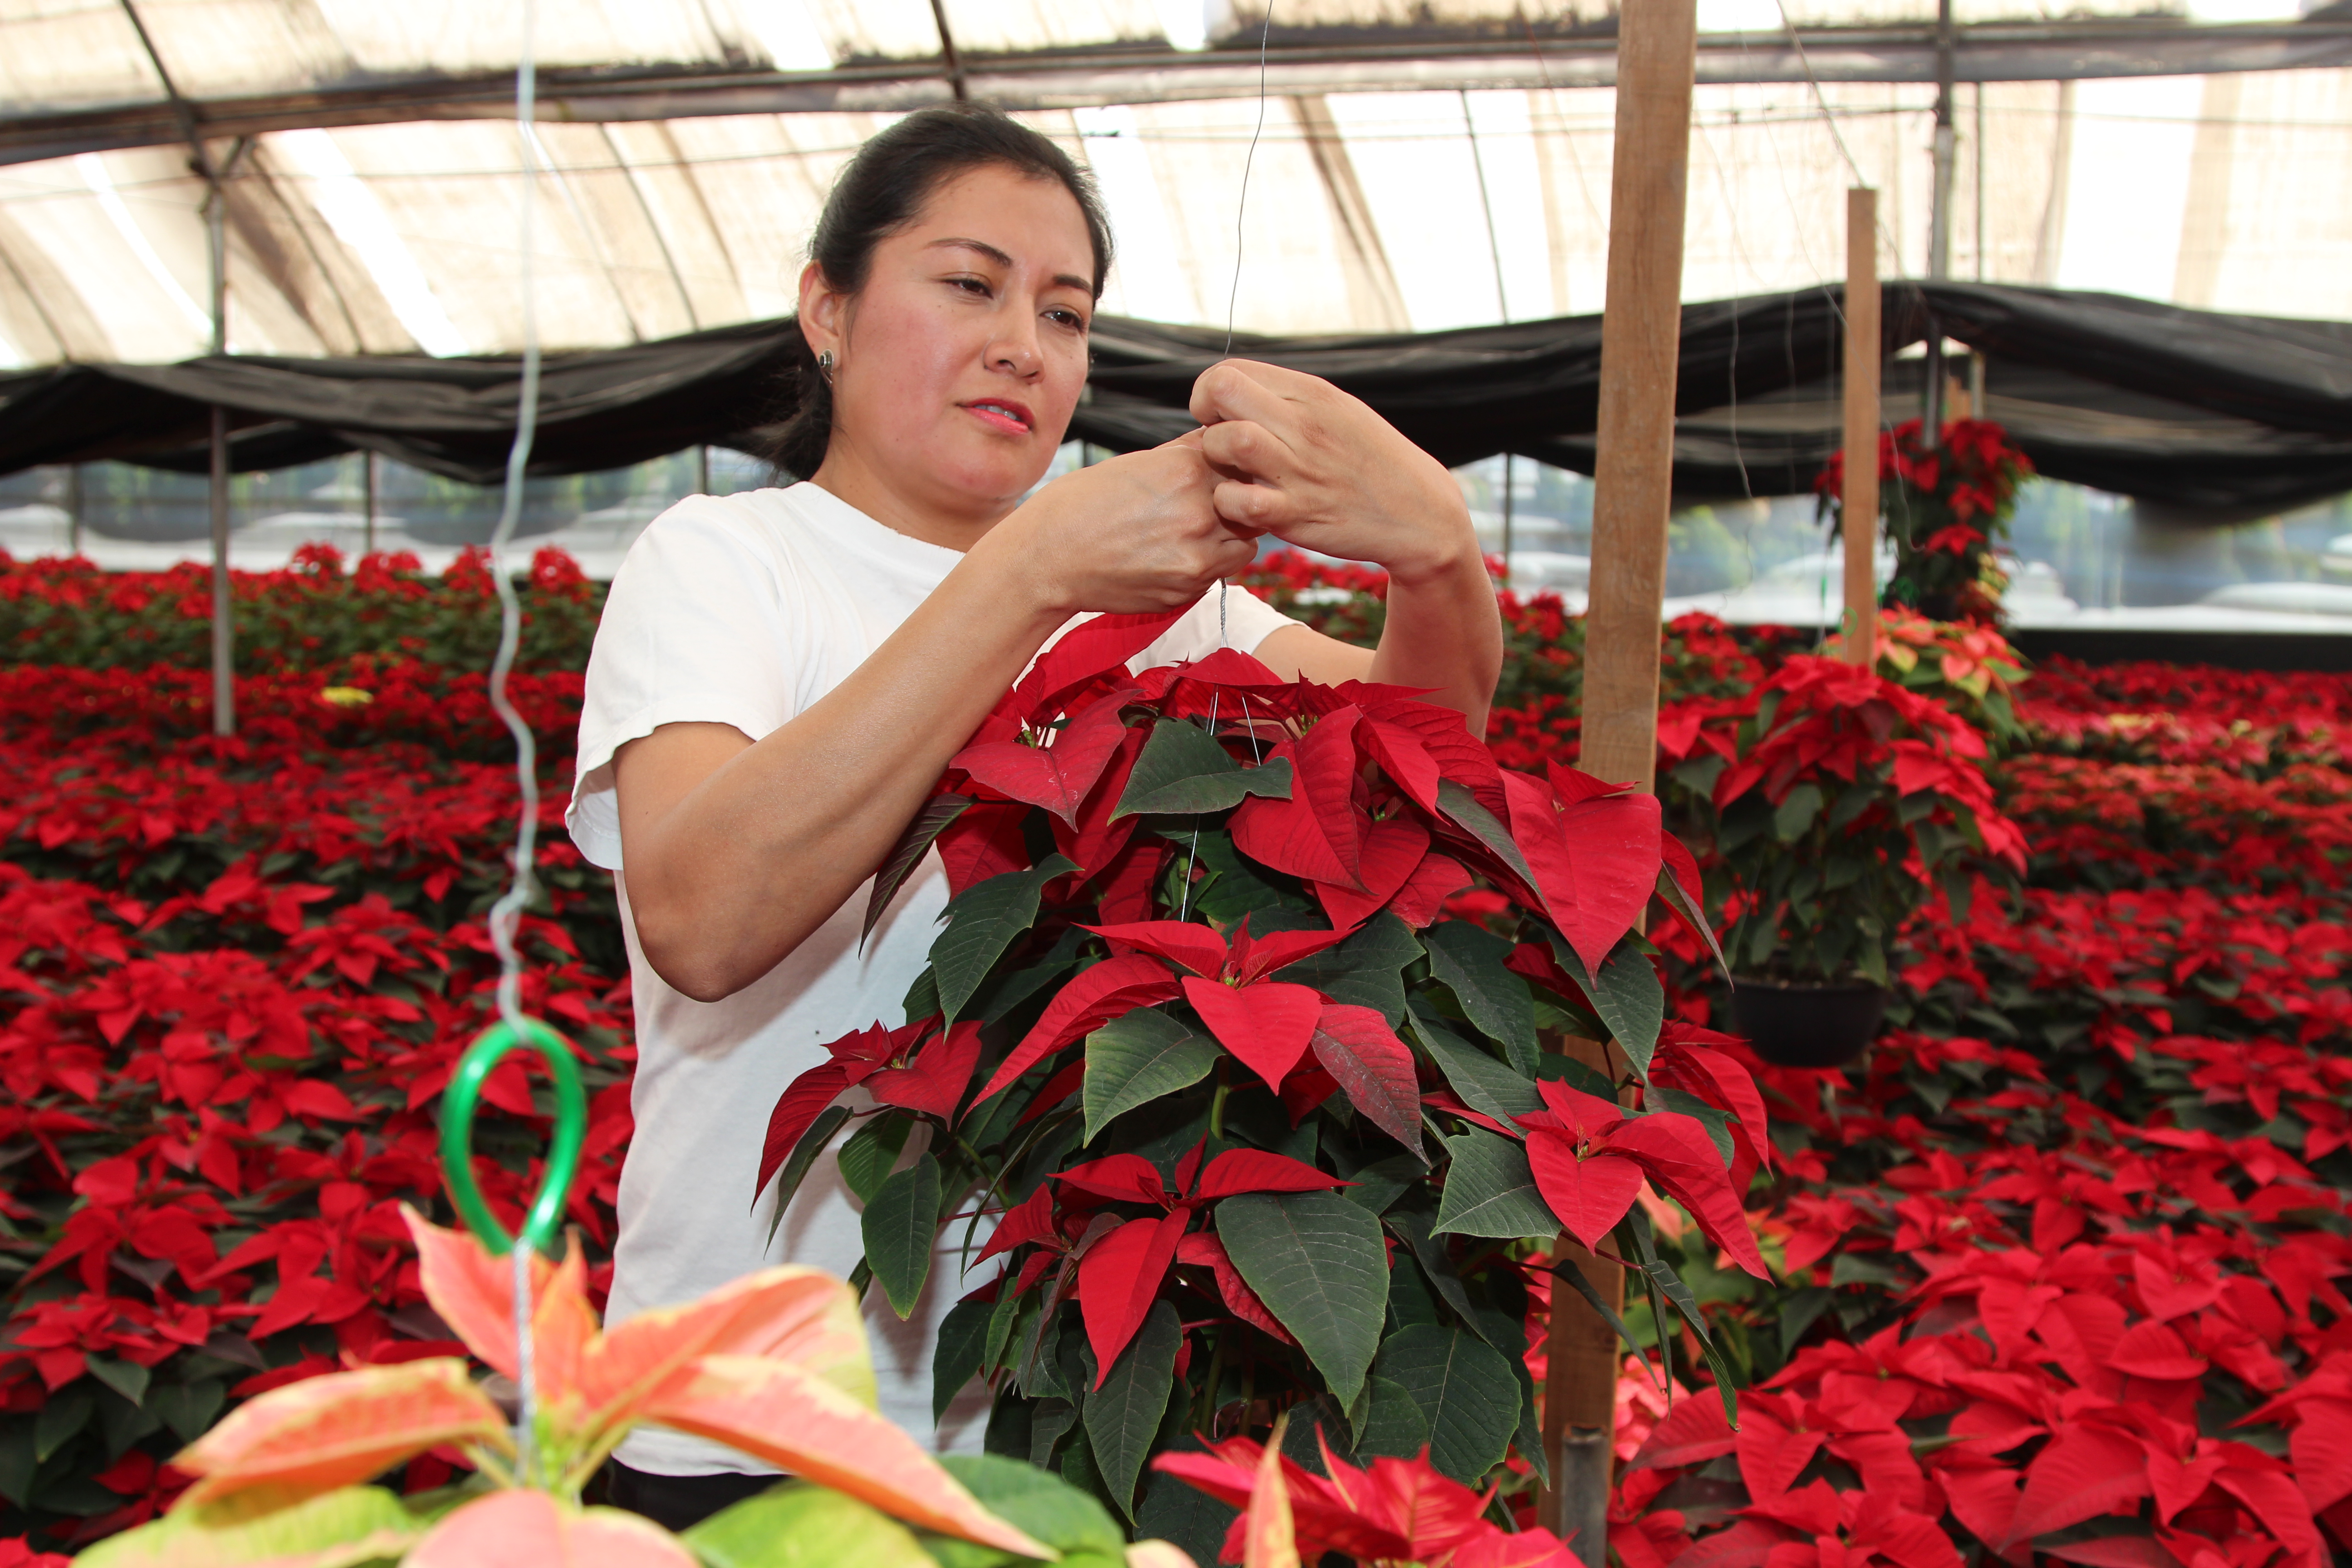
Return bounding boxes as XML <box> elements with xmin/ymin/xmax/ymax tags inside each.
<box><xmin>1728</xmin><ymin>977</ymin><xmax>1890</xmax><ymax>1068</ymax></box>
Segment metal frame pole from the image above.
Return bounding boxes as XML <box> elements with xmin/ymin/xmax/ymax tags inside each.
<box><xmin>206</xmin><ymin>180</ymin><xmax>234</xmax><ymax>737</ymax></box>
<box><xmin>1922</xmin><ymin>0</ymin><xmax>1955</xmax><ymax>447</ymax></box>
<box><xmin>1970</xmin><ymin>81</ymin><xmax>1988</xmax><ymax>414</ymax></box>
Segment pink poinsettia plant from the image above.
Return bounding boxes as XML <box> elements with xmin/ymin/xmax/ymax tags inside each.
<box><xmin>74</xmin><ymin>1208</ymin><xmax>1082</xmax><ymax>1566</ymax></box>
<box><xmin>756</xmin><ymin>606</ymin><xmax>1771</xmax><ymax>1548</ymax></box>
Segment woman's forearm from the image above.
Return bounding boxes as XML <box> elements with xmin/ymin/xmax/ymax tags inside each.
<box><xmin>1369</xmin><ymin>524</ymin><xmax>1504</xmax><ymax>737</ymax></box>
<box><xmin>617</xmin><ymin>544</ymin><xmax>1066</xmax><ymax>1002</ymax></box>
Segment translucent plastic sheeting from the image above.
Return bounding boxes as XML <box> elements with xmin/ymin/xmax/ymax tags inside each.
<box><xmin>2</xmin><ymin>73</ymin><xmax>2351</xmax><ymax>368</ymax></box>
<box><xmin>7</xmin><ymin>0</ymin><xmax>2318</xmax><ymax>122</ymax></box>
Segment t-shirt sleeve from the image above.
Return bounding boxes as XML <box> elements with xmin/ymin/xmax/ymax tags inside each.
<box><xmin>566</xmin><ymin>497</ymin><xmax>802</xmax><ymax>871</ymax></box>
<box><xmin>1129</xmin><ymin>581</ymin><xmax>1299</xmax><ymax>672</ymax></box>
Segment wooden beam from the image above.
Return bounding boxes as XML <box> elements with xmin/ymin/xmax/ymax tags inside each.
<box><xmin>1843</xmin><ymin>187</ymin><xmax>1880</xmax><ymax>666</ymax></box>
<box><xmin>1545</xmin><ymin>0</ymin><xmax>1697</xmax><ymax>1557</ymax></box>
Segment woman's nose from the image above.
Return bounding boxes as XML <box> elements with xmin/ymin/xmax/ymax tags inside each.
<box><xmin>988</xmin><ymin>326</ymin><xmax>1042</xmax><ymax>377</ymax></box>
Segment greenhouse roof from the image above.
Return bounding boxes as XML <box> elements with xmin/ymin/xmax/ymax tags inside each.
<box><xmin>0</xmin><ymin>0</ymin><xmax>2349</xmax><ymax>370</ymax></box>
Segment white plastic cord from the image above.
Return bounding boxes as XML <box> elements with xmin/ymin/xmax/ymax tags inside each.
<box><xmin>487</xmin><ymin>0</ymin><xmax>546</xmax><ymax>1487</ymax></box>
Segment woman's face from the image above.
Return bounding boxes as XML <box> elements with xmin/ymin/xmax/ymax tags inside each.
<box><xmin>801</xmin><ymin>163</ymin><xmax>1097</xmax><ymax>524</ymax></box>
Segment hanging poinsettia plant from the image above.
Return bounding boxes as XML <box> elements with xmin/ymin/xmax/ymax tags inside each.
<box><xmin>1816</xmin><ymin>417</ymin><xmax>2034</xmax><ymax>627</ymax></box>
<box><xmin>756</xmin><ymin>608</ymin><xmax>1772</xmax><ymax>1538</ymax></box>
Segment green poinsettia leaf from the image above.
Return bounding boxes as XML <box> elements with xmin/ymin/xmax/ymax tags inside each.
<box><xmin>1383</xmin><ymin>1209</ymin><xmax>1487</xmax><ymax>1345</ymax></box>
<box><xmin>1086</xmin><ymin>1300</ymin><xmax>1182</xmax><ymax>1520</ymax></box>
<box><xmin>1117</xmin><ymin>718</ymin><xmax>1294</xmax><ymax>817</ymax></box>
<box><xmin>839</xmin><ymin>1114</ymin><xmax>913</xmax><ymax>1206</ymax></box>
<box><xmin>1370</xmin><ymin>1323</ymin><xmax>1519</xmax><ymax>1483</ymax></box>
<box><xmin>1276</xmin><ymin>912</ymin><xmax>1421</xmax><ymax>1024</ymax></box>
<box><xmin>1546</xmin><ymin>931</ymin><xmax>1664</xmax><ymax>1083</ymax></box>
<box><xmin>1407</xmin><ymin>1003</ymin><xmax>1540</xmax><ymax>1124</ymax></box>
<box><xmin>1352</xmin><ymin>1374</ymin><xmax>1433</xmax><ymax>1460</ymax></box>
<box><xmin>938</xmin><ymin>1453</ymin><xmax>1127</xmax><ymax>1556</ymax></box>
<box><xmin>688</xmin><ymin>1481</ymin><xmax>935</xmax><ymax>1568</ymax></box>
<box><xmin>76</xmin><ymin>1485</ymin><xmax>422</xmax><ymax>1568</ymax></box>
<box><xmin>931</xmin><ymin>854</ymin><xmax>1079</xmax><ymax>1025</ymax></box>
<box><xmin>1477</xmin><ymin>1301</ymin><xmax>1549</xmax><ymax>1489</ymax></box>
<box><xmin>1216</xmin><ymin>1191</ymin><xmax>1387</xmax><ymax>1411</ymax></box>
<box><xmin>1421</xmin><ymin>922</ymin><xmax>1538</xmax><ymax>1076</ymax></box>
<box><xmin>1431</xmin><ymin>1128</ymin><xmax>1558</xmax><ymax>1240</ymax></box>
<box><xmin>1083</xmin><ymin>1008</ymin><xmax>1217</xmax><ymax>1144</ymax></box>
<box><xmin>1647</xmin><ymin>1084</ymin><xmax>1737</xmax><ymax>1165</ymax></box>
<box><xmin>1435</xmin><ymin>778</ymin><xmax>1540</xmax><ymax>892</ymax></box>
<box><xmin>866</xmin><ymin>794</ymin><xmax>971</xmax><ymax>946</ymax></box>
<box><xmin>933</xmin><ymin>1297</ymin><xmax>995</xmax><ymax>1426</ymax></box>
<box><xmin>864</xmin><ymin>1151</ymin><xmax>944</xmax><ymax>1319</ymax></box>
<box><xmin>766</xmin><ymin>1102</ymin><xmax>854</xmax><ymax>1249</ymax></box>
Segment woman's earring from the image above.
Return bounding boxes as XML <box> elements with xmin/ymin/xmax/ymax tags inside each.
<box><xmin>817</xmin><ymin>349</ymin><xmax>835</xmax><ymax>384</ymax></box>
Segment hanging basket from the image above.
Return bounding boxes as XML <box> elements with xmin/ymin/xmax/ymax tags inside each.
<box><xmin>1727</xmin><ymin>976</ymin><xmax>1889</xmax><ymax>1068</ymax></box>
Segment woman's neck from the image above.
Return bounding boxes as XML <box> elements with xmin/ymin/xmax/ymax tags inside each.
<box><xmin>808</xmin><ymin>444</ymin><xmax>1019</xmax><ymax>554</ymax></box>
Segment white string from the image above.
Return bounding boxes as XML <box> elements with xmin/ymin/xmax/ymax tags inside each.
<box><xmin>1772</xmin><ymin>0</ymin><xmax>1907</xmax><ymax>275</ymax></box>
<box><xmin>1214</xmin><ymin>3</ymin><xmax>1274</xmax><ymax>648</ymax></box>
<box><xmin>488</xmin><ymin>0</ymin><xmax>545</xmax><ymax>1487</ymax></box>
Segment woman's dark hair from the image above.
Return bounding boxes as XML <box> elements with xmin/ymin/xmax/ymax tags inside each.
<box><xmin>761</xmin><ymin>103</ymin><xmax>1114</xmax><ymax>480</ymax></box>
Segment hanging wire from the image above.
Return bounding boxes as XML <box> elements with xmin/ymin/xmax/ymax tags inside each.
<box><xmin>1213</xmin><ymin>2</ymin><xmax>1276</xmax><ymax>644</ymax></box>
<box><xmin>1222</xmin><ymin>9</ymin><xmax>1274</xmax><ymax>360</ymax></box>
<box><xmin>1180</xmin><ymin>2</ymin><xmax>1275</xmax><ymax>923</ymax></box>
<box><xmin>487</xmin><ymin>0</ymin><xmax>547</xmax><ymax>1488</ymax></box>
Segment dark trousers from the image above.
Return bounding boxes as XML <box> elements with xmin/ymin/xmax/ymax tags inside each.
<box><xmin>601</xmin><ymin>1460</ymin><xmax>777</xmax><ymax>1534</ymax></box>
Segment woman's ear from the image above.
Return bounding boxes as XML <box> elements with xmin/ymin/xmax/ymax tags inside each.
<box><xmin>798</xmin><ymin>260</ymin><xmax>845</xmax><ymax>358</ymax></box>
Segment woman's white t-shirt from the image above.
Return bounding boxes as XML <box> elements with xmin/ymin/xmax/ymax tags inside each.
<box><xmin>566</xmin><ymin>481</ymin><xmax>1297</xmax><ymax>1476</ymax></box>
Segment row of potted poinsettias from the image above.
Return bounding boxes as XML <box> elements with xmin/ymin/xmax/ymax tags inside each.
<box><xmin>89</xmin><ymin>600</ymin><xmax>2022</xmax><ymax>1565</ymax></box>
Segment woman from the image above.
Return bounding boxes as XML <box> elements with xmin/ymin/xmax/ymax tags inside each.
<box><xmin>568</xmin><ymin>103</ymin><xmax>1502</xmax><ymax>1530</ymax></box>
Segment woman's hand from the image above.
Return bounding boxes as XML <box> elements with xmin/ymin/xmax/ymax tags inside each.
<box><xmin>980</xmin><ymin>438</ymin><xmax>1262</xmax><ymax>617</ymax></box>
<box><xmin>1189</xmin><ymin>359</ymin><xmax>1477</xmax><ymax>585</ymax></box>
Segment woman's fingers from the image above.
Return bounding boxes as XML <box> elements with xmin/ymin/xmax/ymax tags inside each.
<box><xmin>1189</xmin><ymin>358</ymin><xmax>1311</xmax><ymax>432</ymax></box>
<box><xmin>1213</xmin><ymin>478</ymin><xmax>1296</xmax><ymax>534</ymax></box>
<box><xmin>1197</xmin><ymin>418</ymin><xmax>1293</xmax><ymax>486</ymax></box>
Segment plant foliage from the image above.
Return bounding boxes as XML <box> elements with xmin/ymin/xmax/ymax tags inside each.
<box><xmin>757</xmin><ymin>607</ymin><xmax>1766</xmax><ymax>1558</ymax></box>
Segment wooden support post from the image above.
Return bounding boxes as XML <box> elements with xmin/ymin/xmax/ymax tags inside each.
<box><xmin>1542</xmin><ymin>1039</ymin><xmax>1632</xmax><ymax>1563</ymax></box>
<box><xmin>1545</xmin><ymin>0</ymin><xmax>1698</xmax><ymax>1557</ymax></box>
<box><xmin>1842</xmin><ymin>188</ymin><xmax>1881</xmax><ymax>667</ymax></box>
<box><xmin>1577</xmin><ymin>0</ymin><xmax>1698</xmax><ymax>797</ymax></box>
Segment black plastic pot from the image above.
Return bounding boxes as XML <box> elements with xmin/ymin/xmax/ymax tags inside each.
<box><xmin>1727</xmin><ymin>977</ymin><xmax>1890</xmax><ymax>1068</ymax></box>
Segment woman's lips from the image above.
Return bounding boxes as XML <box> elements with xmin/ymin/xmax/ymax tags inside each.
<box><xmin>962</xmin><ymin>400</ymin><xmax>1033</xmax><ymax>436</ymax></box>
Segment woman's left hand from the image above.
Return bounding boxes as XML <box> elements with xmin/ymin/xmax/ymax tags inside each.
<box><xmin>1189</xmin><ymin>359</ymin><xmax>1476</xmax><ymax>586</ymax></box>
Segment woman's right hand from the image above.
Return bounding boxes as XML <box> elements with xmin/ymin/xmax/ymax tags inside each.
<box><xmin>981</xmin><ymin>437</ymin><xmax>1262</xmax><ymax>617</ymax></box>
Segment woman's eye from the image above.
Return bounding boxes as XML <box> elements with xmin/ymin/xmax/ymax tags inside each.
<box><xmin>949</xmin><ymin>276</ymin><xmax>990</xmax><ymax>296</ymax></box>
<box><xmin>1048</xmin><ymin>309</ymin><xmax>1087</xmax><ymax>331</ymax></box>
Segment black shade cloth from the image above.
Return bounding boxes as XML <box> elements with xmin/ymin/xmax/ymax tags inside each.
<box><xmin>4</xmin><ymin>284</ymin><xmax>2350</xmax><ymax>515</ymax></box>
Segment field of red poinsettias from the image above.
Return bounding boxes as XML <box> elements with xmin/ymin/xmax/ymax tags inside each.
<box><xmin>0</xmin><ymin>545</ymin><xmax>2347</xmax><ymax>1566</ymax></box>
<box><xmin>1592</xmin><ymin>657</ymin><xmax>2352</xmax><ymax>1568</ymax></box>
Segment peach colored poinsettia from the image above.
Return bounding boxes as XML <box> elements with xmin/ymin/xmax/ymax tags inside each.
<box><xmin>90</xmin><ymin>1206</ymin><xmax>1048</xmax><ymax>1565</ymax></box>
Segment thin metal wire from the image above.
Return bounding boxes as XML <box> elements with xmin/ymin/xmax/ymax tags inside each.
<box><xmin>488</xmin><ymin>0</ymin><xmax>546</xmax><ymax>1488</ymax></box>
<box><xmin>1222</xmin><ymin>10</ymin><xmax>1273</xmax><ymax>359</ymax></box>
<box><xmin>1182</xmin><ymin>6</ymin><xmax>1273</xmax><ymax>920</ymax></box>
<box><xmin>1213</xmin><ymin>3</ymin><xmax>1274</xmax><ymax>646</ymax></box>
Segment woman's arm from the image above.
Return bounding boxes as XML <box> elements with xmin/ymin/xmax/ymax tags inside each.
<box><xmin>1189</xmin><ymin>362</ymin><xmax>1504</xmax><ymax>734</ymax></box>
<box><xmin>615</xmin><ymin>444</ymin><xmax>1256</xmax><ymax>1003</ymax></box>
